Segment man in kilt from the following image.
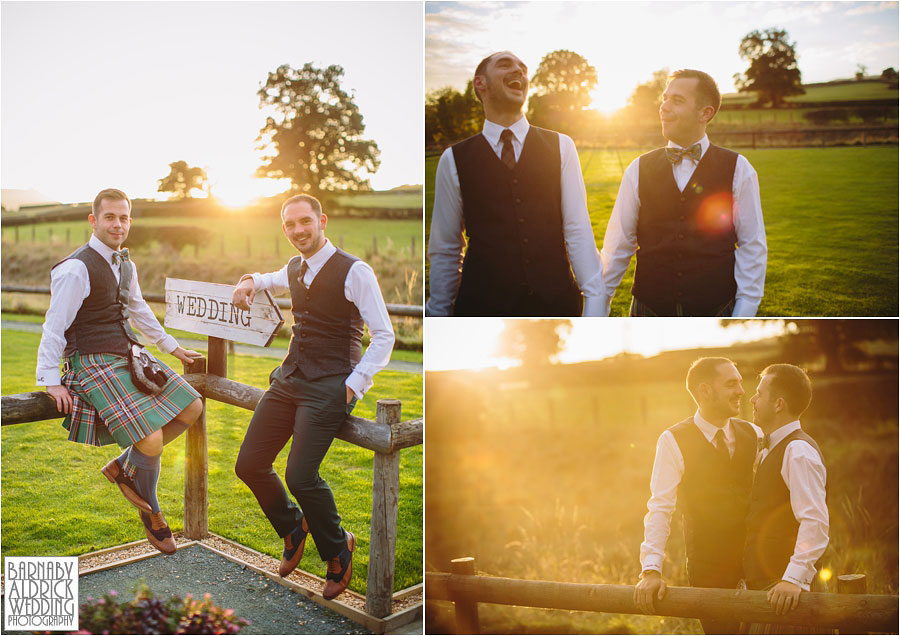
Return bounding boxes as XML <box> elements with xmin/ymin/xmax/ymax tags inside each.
<box><xmin>599</xmin><ymin>69</ymin><xmax>767</xmax><ymax>317</ymax></box>
<box><xmin>231</xmin><ymin>194</ymin><xmax>394</xmax><ymax>601</ymax></box>
<box><xmin>36</xmin><ymin>188</ymin><xmax>203</xmax><ymax>555</ymax></box>
<box><xmin>742</xmin><ymin>364</ymin><xmax>829</xmax><ymax>634</ymax></box>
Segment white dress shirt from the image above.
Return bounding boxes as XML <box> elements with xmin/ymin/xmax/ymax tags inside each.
<box><xmin>640</xmin><ymin>412</ymin><xmax>763</xmax><ymax>573</ymax></box>
<box><xmin>756</xmin><ymin>420</ymin><xmax>829</xmax><ymax>590</ymax></box>
<box><xmin>244</xmin><ymin>239</ymin><xmax>395</xmax><ymax>399</ymax></box>
<box><xmin>36</xmin><ymin>234</ymin><xmax>180</xmax><ymax>387</ymax></box>
<box><xmin>427</xmin><ymin>115</ymin><xmax>604</xmax><ymax>316</ymax></box>
<box><xmin>600</xmin><ymin>135</ymin><xmax>767</xmax><ymax>317</ymax></box>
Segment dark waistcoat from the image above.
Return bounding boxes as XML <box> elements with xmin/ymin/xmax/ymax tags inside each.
<box><xmin>451</xmin><ymin>126</ymin><xmax>581</xmax><ymax>317</ymax></box>
<box><xmin>53</xmin><ymin>244</ymin><xmax>140</xmax><ymax>357</ymax></box>
<box><xmin>280</xmin><ymin>249</ymin><xmax>364</xmax><ymax>381</ymax></box>
<box><xmin>744</xmin><ymin>429</ymin><xmax>824</xmax><ymax>590</ymax></box>
<box><xmin>670</xmin><ymin>416</ymin><xmax>757</xmax><ymax>585</ymax></box>
<box><xmin>633</xmin><ymin>145</ymin><xmax>739</xmax><ymax>316</ymax></box>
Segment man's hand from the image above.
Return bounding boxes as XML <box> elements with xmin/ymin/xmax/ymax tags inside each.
<box><xmin>634</xmin><ymin>570</ymin><xmax>667</xmax><ymax>614</ymax></box>
<box><xmin>171</xmin><ymin>347</ymin><xmax>202</xmax><ymax>365</ymax></box>
<box><xmin>47</xmin><ymin>385</ymin><xmax>73</xmax><ymax>414</ymax></box>
<box><xmin>232</xmin><ymin>278</ymin><xmax>256</xmax><ymax>310</ymax></box>
<box><xmin>346</xmin><ymin>385</ymin><xmax>355</xmax><ymax>404</ymax></box>
<box><xmin>768</xmin><ymin>580</ymin><xmax>801</xmax><ymax>615</ymax></box>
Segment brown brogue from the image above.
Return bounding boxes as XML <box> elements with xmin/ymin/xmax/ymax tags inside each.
<box><xmin>102</xmin><ymin>458</ymin><xmax>152</xmax><ymax>513</ymax></box>
<box><xmin>278</xmin><ymin>516</ymin><xmax>310</xmax><ymax>577</ymax></box>
<box><xmin>140</xmin><ymin>510</ymin><xmax>176</xmax><ymax>555</ymax></box>
<box><xmin>322</xmin><ymin>531</ymin><xmax>356</xmax><ymax>600</ymax></box>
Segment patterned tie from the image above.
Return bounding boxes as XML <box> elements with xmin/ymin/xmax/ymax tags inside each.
<box><xmin>298</xmin><ymin>260</ymin><xmax>309</xmax><ymax>289</ymax></box>
<box><xmin>665</xmin><ymin>143</ymin><xmax>702</xmax><ymax>165</ymax></box>
<box><xmin>500</xmin><ymin>129</ymin><xmax>517</xmax><ymax>171</ymax></box>
<box><xmin>713</xmin><ymin>428</ymin><xmax>730</xmax><ymax>462</ymax></box>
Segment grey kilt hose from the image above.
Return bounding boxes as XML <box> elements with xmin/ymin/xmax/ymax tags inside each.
<box><xmin>61</xmin><ymin>351</ymin><xmax>200</xmax><ymax>448</ymax></box>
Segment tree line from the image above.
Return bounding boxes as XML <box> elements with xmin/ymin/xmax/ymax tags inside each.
<box><xmin>426</xmin><ymin>28</ymin><xmax>895</xmax><ymax>147</ymax></box>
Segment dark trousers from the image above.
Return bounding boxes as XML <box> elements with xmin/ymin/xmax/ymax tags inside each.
<box><xmin>234</xmin><ymin>367</ymin><xmax>349</xmax><ymax>561</ymax></box>
<box><xmin>690</xmin><ymin>565</ymin><xmax>742</xmax><ymax>635</ymax></box>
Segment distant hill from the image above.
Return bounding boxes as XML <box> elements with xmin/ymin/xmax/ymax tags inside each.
<box><xmin>1</xmin><ymin>189</ymin><xmax>59</xmax><ymax>212</ymax></box>
<box><xmin>721</xmin><ymin>77</ymin><xmax>898</xmax><ymax>107</ymax></box>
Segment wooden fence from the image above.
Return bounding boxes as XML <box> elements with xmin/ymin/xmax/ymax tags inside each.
<box><xmin>426</xmin><ymin>557</ymin><xmax>899</xmax><ymax>634</ymax></box>
<box><xmin>1</xmin><ymin>338</ymin><xmax>423</xmax><ymax>620</ymax></box>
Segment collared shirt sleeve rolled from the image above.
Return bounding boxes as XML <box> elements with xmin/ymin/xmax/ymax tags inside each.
<box><xmin>426</xmin><ymin>147</ymin><xmax>465</xmax><ymax>317</ymax></box>
<box><xmin>599</xmin><ymin>158</ymin><xmax>641</xmax><ymax>316</ymax></box>
<box><xmin>343</xmin><ymin>261</ymin><xmax>395</xmax><ymax>398</ymax></box>
<box><xmin>558</xmin><ymin>133</ymin><xmax>604</xmax><ymax>316</ymax></box>
<box><xmin>731</xmin><ymin>155</ymin><xmax>767</xmax><ymax>317</ymax></box>
<box><xmin>640</xmin><ymin>429</ymin><xmax>685</xmax><ymax>573</ymax></box>
<box><xmin>126</xmin><ymin>264</ymin><xmax>178</xmax><ymax>354</ymax></box>
<box><xmin>780</xmin><ymin>440</ymin><xmax>829</xmax><ymax>590</ymax></box>
<box><xmin>36</xmin><ymin>260</ymin><xmax>90</xmax><ymax>386</ymax></box>
<box><xmin>247</xmin><ymin>264</ymin><xmax>291</xmax><ymax>296</ymax></box>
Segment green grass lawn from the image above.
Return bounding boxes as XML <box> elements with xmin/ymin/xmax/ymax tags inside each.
<box><xmin>1</xmin><ymin>329</ymin><xmax>423</xmax><ymax>594</ymax></box>
<box><xmin>426</xmin><ymin>146</ymin><xmax>898</xmax><ymax>316</ymax></box>
<box><xmin>721</xmin><ymin>79</ymin><xmax>898</xmax><ymax>105</ymax></box>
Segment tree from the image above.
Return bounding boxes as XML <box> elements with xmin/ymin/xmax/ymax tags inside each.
<box><xmin>256</xmin><ymin>63</ymin><xmax>380</xmax><ymax>199</ymax></box>
<box><xmin>425</xmin><ymin>81</ymin><xmax>483</xmax><ymax>146</ymax></box>
<box><xmin>855</xmin><ymin>64</ymin><xmax>868</xmax><ymax>80</ymax></box>
<box><xmin>733</xmin><ymin>28</ymin><xmax>804</xmax><ymax>107</ymax></box>
<box><xmin>625</xmin><ymin>68</ymin><xmax>670</xmax><ymax>126</ymax></box>
<box><xmin>157</xmin><ymin>161</ymin><xmax>208</xmax><ymax>200</ymax></box>
<box><xmin>880</xmin><ymin>67</ymin><xmax>898</xmax><ymax>82</ymax></box>
<box><xmin>495</xmin><ymin>319</ymin><xmax>572</xmax><ymax>367</ymax></box>
<box><xmin>526</xmin><ymin>50</ymin><xmax>597</xmax><ymax>135</ymax></box>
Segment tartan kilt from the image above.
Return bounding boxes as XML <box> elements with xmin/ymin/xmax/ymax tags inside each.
<box><xmin>60</xmin><ymin>351</ymin><xmax>201</xmax><ymax>448</ymax></box>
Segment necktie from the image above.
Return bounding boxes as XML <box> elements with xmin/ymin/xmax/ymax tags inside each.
<box><xmin>713</xmin><ymin>428</ymin><xmax>730</xmax><ymax>462</ymax></box>
<box><xmin>761</xmin><ymin>433</ymin><xmax>771</xmax><ymax>450</ymax></box>
<box><xmin>665</xmin><ymin>143</ymin><xmax>702</xmax><ymax>165</ymax></box>
<box><xmin>298</xmin><ymin>260</ymin><xmax>309</xmax><ymax>289</ymax></box>
<box><xmin>500</xmin><ymin>129</ymin><xmax>516</xmax><ymax>171</ymax></box>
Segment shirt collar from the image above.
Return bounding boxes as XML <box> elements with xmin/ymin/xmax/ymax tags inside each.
<box><xmin>667</xmin><ymin>134</ymin><xmax>710</xmax><ymax>160</ymax></box>
<box><xmin>482</xmin><ymin>114</ymin><xmax>530</xmax><ymax>148</ymax></box>
<box><xmin>300</xmin><ymin>238</ymin><xmax>336</xmax><ymax>273</ymax></box>
<box><xmin>766</xmin><ymin>420</ymin><xmax>802</xmax><ymax>450</ymax></box>
<box><xmin>693</xmin><ymin>410</ymin><xmax>733</xmax><ymax>444</ymax></box>
<box><xmin>88</xmin><ymin>234</ymin><xmax>118</xmax><ymax>265</ymax></box>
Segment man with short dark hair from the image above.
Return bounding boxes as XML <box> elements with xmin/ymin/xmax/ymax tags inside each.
<box><xmin>744</xmin><ymin>364</ymin><xmax>828</xmax><ymax>628</ymax></box>
<box><xmin>427</xmin><ymin>50</ymin><xmax>604</xmax><ymax>317</ymax></box>
<box><xmin>600</xmin><ymin>69</ymin><xmax>767</xmax><ymax>317</ymax></box>
<box><xmin>634</xmin><ymin>357</ymin><xmax>760</xmax><ymax>634</ymax></box>
<box><xmin>232</xmin><ymin>193</ymin><xmax>394</xmax><ymax>600</ymax></box>
<box><xmin>36</xmin><ymin>188</ymin><xmax>203</xmax><ymax>555</ymax></box>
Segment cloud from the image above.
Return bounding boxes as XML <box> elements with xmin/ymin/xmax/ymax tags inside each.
<box><xmin>845</xmin><ymin>1</ymin><xmax>898</xmax><ymax>16</ymax></box>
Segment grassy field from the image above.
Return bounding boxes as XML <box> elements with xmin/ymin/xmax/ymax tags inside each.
<box><xmin>425</xmin><ymin>352</ymin><xmax>898</xmax><ymax>633</ymax></box>
<box><xmin>425</xmin><ymin>146</ymin><xmax>898</xmax><ymax>316</ymax></box>
<box><xmin>721</xmin><ymin>79</ymin><xmax>899</xmax><ymax>105</ymax></box>
<box><xmin>1</xmin><ymin>329</ymin><xmax>423</xmax><ymax>594</ymax></box>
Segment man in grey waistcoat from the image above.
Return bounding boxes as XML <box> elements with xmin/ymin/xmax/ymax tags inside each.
<box><xmin>232</xmin><ymin>194</ymin><xmax>394</xmax><ymax>600</ymax></box>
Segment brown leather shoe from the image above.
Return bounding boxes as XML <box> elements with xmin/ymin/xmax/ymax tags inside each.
<box><xmin>322</xmin><ymin>531</ymin><xmax>356</xmax><ymax>600</ymax></box>
<box><xmin>102</xmin><ymin>458</ymin><xmax>152</xmax><ymax>513</ymax></box>
<box><xmin>278</xmin><ymin>516</ymin><xmax>310</xmax><ymax>577</ymax></box>
<box><xmin>140</xmin><ymin>510</ymin><xmax>176</xmax><ymax>555</ymax></box>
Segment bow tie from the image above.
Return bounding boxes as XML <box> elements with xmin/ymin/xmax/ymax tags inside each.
<box><xmin>111</xmin><ymin>248</ymin><xmax>129</xmax><ymax>265</ymax></box>
<box><xmin>666</xmin><ymin>143</ymin><xmax>702</xmax><ymax>165</ymax></box>
<box><xmin>758</xmin><ymin>433</ymin><xmax>771</xmax><ymax>451</ymax></box>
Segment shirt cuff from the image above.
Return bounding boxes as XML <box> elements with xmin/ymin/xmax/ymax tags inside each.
<box><xmin>345</xmin><ymin>371</ymin><xmax>368</xmax><ymax>399</ymax></box>
<box><xmin>155</xmin><ymin>335</ymin><xmax>179</xmax><ymax>355</ymax></box>
<box><xmin>36</xmin><ymin>367</ymin><xmax>62</xmax><ymax>387</ymax></box>
<box><xmin>583</xmin><ymin>296</ymin><xmax>606</xmax><ymax>317</ymax></box>
<box><xmin>782</xmin><ymin>563</ymin><xmax>814</xmax><ymax>591</ymax></box>
<box><xmin>641</xmin><ymin>558</ymin><xmax>663</xmax><ymax>573</ymax></box>
<box><xmin>732</xmin><ymin>298</ymin><xmax>760</xmax><ymax>317</ymax></box>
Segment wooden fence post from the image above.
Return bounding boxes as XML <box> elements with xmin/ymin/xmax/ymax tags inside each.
<box><xmin>182</xmin><ymin>354</ymin><xmax>209</xmax><ymax>540</ymax></box>
<box><xmin>836</xmin><ymin>573</ymin><xmax>866</xmax><ymax>634</ymax></box>
<box><xmin>365</xmin><ymin>399</ymin><xmax>402</xmax><ymax>618</ymax></box>
<box><xmin>450</xmin><ymin>557</ymin><xmax>480</xmax><ymax>634</ymax></box>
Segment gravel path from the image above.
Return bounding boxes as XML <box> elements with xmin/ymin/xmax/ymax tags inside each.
<box><xmin>78</xmin><ymin>545</ymin><xmax>371</xmax><ymax>635</ymax></box>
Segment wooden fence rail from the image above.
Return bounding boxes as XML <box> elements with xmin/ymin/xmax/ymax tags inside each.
<box><xmin>0</xmin><ymin>285</ymin><xmax>423</xmax><ymax>319</ymax></box>
<box><xmin>425</xmin><ymin>565</ymin><xmax>899</xmax><ymax>634</ymax></box>
<box><xmin>1</xmin><ymin>347</ymin><xmax>422</xmax><ymax>620</ymax></box>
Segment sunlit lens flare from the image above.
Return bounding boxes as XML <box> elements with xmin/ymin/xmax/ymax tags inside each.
<box><xmin>696</xmin><ymin>192</ymin><xmax>734</xmax><ymax>235</ymax></box>
<box><xmin>819</xmin><ymin>567</ymin><xmax>833</xmax><ymax>583</ymax></box>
